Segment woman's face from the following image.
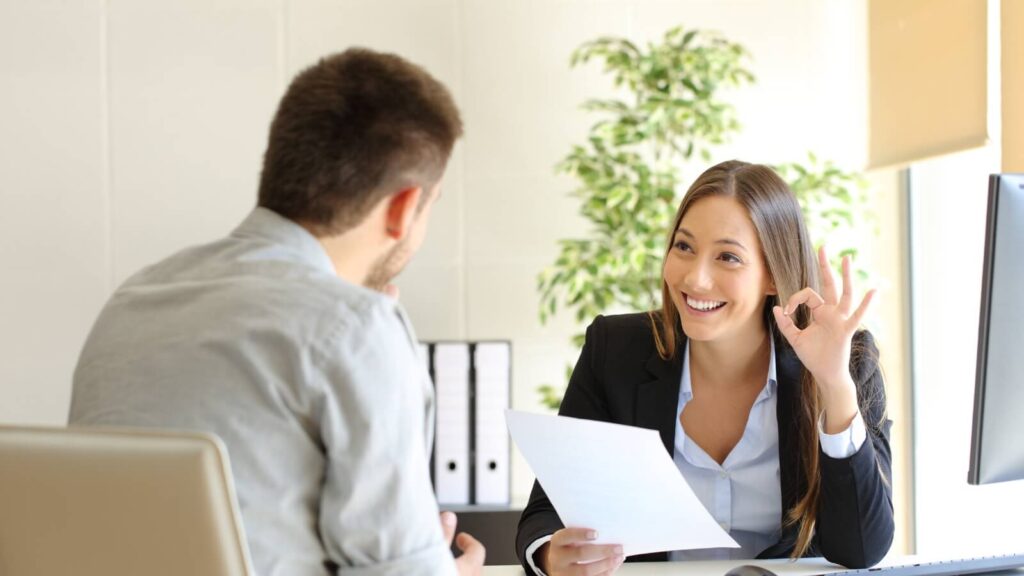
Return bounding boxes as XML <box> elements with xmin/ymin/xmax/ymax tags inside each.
<box><xmin>663</xmin><ymin>195</ymin><xmax>777</xmax><ymax>344</ymax></box>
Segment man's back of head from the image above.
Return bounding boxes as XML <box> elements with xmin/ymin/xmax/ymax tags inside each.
<box><xmin>258</xmin><ymin>48</ymin><xmax>463</xmax><ymax>237</ymax></box>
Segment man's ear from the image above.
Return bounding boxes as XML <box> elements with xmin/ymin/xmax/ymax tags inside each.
<box><xmin>384</xmin><ymin>187</ymin><xmax>423</xmax><ymax>240</ymax></box>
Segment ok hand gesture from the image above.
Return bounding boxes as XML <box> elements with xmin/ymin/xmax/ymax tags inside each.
<box><xmin>771</xmin><ymin>246</ymin><xmax>875</xmax><ymax>395</ymax></box>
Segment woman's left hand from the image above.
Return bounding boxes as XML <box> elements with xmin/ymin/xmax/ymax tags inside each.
<box><xmin>772</xmin><ymin>245</ymin><xmax>875</xmax><ymax>393</ymax></box>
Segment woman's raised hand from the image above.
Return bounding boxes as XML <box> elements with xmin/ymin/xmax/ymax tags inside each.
<box><xmin>771</xmin><ymin>245</ymin><xmax>875</xmax><ymax>392</ymax></box>
<box><xmin>538</xmin><ymin>527</ymin><xmax>625</xmax><ymax>576</ymax></box>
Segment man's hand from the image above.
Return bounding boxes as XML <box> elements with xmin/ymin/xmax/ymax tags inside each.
<box><xmin>440</xmin><ymin>511</ymin><xmax>486</xmax><ymax>576</ymax></box>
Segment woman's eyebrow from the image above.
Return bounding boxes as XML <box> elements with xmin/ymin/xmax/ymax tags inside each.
<box><xmin>676</xmin><ymin>227</ymin><xmax>748</xmax><ymax>252</ymax></box>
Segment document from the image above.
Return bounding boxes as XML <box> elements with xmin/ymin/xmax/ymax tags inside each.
<box><xmin>506</xmin><ymin>410</ymin><xmax>739</xmax><ymax>557</ymax></box>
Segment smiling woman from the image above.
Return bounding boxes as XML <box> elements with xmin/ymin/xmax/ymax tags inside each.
<box><xmin>516</xmin><ymin>160</ymin><xmax>894</xmax><ymax>576</ymax></box>
<box><xmin>663</xmin><ymin>195</ymin><xmax>778</xmax><ymax>346</ymax></box>
<box><xmin>654</xmin><ymin>162</ymin><xmax>817</xmax><ymax>362</ymax></box>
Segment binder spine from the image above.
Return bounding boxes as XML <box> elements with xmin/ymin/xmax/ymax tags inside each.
<box><xmin>432</xmin><ymin>343</ymin><xmax>471</xmax><ymax>505</ymax></box>
<box><xmin>423</xmin><ymin>340</ymin><xmax>511</xmax><ymax>506</ymax></box>
<box><xmin>468</xmin><ymin>343</ymin><xmax>477</xmax><ymax>506</ymax></box>
<box><xmin>472</xmin><ymin>341</ymin><xmax>511</xmax><ymax>505</ymax></box>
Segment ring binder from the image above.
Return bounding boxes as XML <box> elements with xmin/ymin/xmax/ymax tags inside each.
<box><xmin>422</xmin><ymin>340</ymin><xmax>511</xmax><ymax>506</ymax></box>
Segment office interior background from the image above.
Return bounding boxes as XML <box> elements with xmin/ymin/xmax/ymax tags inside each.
<box><xmin>1</xmin><ymin>0</ymin><xmax>1021</xmax><ymax>562</ymax></box>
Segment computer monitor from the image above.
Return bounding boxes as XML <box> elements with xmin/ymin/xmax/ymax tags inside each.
<box><xmin>968</xmin><ymin>173</ymin><xmax>1024</xmax><ymax>485</ymax></box>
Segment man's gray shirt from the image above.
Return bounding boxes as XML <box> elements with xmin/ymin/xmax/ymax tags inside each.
<box><xmin>69</xmin><ymin>208</ymin><xmax>456</xmax><ymax>576</ymax></box>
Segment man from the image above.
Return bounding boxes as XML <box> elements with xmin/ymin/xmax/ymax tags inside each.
<box><xmin>69</xmin><ymin>48</ymin><xmax>484</xmax><ymax>576</ymax></box>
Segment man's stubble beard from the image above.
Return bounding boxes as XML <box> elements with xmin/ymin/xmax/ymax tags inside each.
<box><xmin>364</xmin><ymin>236</ymin><xmax>412</xmax><ymax>292</ymax></box>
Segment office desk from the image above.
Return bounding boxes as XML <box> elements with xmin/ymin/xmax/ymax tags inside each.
<box><xmin>481</xmin><ymin>555</ymin><xmax>1024</xmax><ymax>575</ymax></box>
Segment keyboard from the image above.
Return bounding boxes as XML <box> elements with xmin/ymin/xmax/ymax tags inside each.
<box><xmin>821</xmin><ymin>552</ymin><xmax>1024</xmax><ymax>575</ymax></box>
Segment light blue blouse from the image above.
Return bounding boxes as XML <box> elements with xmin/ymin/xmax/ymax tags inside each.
<box><xmin>668</xmin><ymin>338</ymin><xmax>865</xmax><ymax>561</ymax></box>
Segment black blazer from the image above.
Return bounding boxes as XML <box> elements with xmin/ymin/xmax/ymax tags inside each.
<box><xmin>516</xmin><ymin>313</ymin><xmax>894</xmax><ymax>573</ymax></box>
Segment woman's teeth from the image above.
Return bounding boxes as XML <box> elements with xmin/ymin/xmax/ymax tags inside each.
<box><xmin>686</xmin><ymin>296</ymin><xmax>726</xmax><ymax>311</ymax></box>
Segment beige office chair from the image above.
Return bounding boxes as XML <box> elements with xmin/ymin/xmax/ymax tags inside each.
<box><xmin>0</xmin><ymin>425</ymin><xmax>253</xmax><ymax>576</ymax></box>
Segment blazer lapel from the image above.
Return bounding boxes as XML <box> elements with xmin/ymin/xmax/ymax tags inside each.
<box><xmin>634</xmin><ymin>338</ymin><xmax>684</xmax><ymax>456</ymax></box>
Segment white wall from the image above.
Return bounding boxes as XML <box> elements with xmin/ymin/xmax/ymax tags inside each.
<box><xmin>0</xmin><ymin>0</ymin><xmax>877</xmax><ymax>507</ymax></box>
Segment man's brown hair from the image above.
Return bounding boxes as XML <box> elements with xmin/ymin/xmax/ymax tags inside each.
<box><xmin>257</xmin><ymin>48</ymin><xmax>463</xmax><ymax>235</ymax></box>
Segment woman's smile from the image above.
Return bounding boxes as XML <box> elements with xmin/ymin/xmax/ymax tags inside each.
<box><xmin>683</xmin><ymin>293</ymin><xmax>727</xmax><ymax>316</ymax></box>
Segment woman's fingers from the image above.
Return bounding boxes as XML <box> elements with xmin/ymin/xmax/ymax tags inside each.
<box><xmin>850</xmin><ymin>288</ymin><xmax>877</xmax><ymax>328</ymax></box>
<box><xmin>573</xmin><ymin>553</ymin><xmax>625</xmax><ymax>576</ymax></box>
<box><xmin>566</xmin><ymin>544</ymin><xmax>623</xmax><ymax>565</ymax></box>
<box><xmin>782</xmin><ymin>287</ymin><xmax>825</xmax><ymax>316</ymax></box>
<box><xmin>772</xmin><ymin>305</ymin><xmax>801</xmax><ymax>345</ymax></box>
<box><xmin>552</xmin><ymin>527</ymin><xmax>599</xmax><ymax>547</ymax></box>
<box><xmin>840</xmin><ymin>255</ymin><xmax>853</xmax><ymax>312</ymax></box>
<box><xmin>777</xmin><ymin>282</ymin><xmax>875</xmax><ymax>336</ymax></box>
<box><xmin>818</xmin><ymin>245</ymin><xmax>840</xmax><ymax>305</ymax></box>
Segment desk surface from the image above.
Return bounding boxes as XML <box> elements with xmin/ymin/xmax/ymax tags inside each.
<box><xmin>482</xmin><ymin>558</ymin><xmax>845</xmax><ymax>576</ymax></box>
<box><xmin>481</xmin><ymin>555</ymin><xmax>1024</xmax><ymax>575</ymax></box>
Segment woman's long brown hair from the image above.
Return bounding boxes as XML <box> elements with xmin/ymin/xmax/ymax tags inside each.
<box><xmin>649</xmin><ymin>160</ymin><xmax>823</xmax><ymax>558</ymax></box>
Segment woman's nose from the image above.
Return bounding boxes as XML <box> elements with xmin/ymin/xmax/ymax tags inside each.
<box><xmin>685</xmin><ymin>259</ymin><xmax>713</xmax><ymax>292</ymax></box>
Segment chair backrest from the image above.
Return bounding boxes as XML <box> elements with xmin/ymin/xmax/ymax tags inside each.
<box><xmin>0</xmin><ymin>425</ymin><xmax>253</xmax><ymax>576</ymax></box>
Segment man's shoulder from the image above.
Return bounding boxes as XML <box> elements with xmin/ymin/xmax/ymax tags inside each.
<box><xmin>112</xmin><ymin>234</ymin><xmax>402</xmax><ymax>344</ymax></box>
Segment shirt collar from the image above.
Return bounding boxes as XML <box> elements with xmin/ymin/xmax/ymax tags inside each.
<box><xmin>680</xmin><ymin>334</ymin><xmax>778</xmax><ymax>403</ymax></box>
<box><xmin>230</xmin><ymin>207</ymin><xmax>337</xmax><ymax>275</ymax></box>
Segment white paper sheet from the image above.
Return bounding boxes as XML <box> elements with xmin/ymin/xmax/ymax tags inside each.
<box><xmin>506</xmin><ymin>410</ymin><xmax>739</xmax><ymax>557</ymax></box>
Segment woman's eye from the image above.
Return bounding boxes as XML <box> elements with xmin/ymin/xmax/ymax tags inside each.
<box><xmin>674</xmin><ymin>241</ymin><xmax>692</xmax><ymax>252</ymax></box>
<box><xmin>720</xmin><ymin>252</ymin><xmax>741</xmax><ymax>264</ymax></box>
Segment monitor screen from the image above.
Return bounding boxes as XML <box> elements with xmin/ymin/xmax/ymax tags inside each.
<box><xmin>968</xmin><ymin>173</ymin><xmax>1024</xmax><ymax>485</ymax></box>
